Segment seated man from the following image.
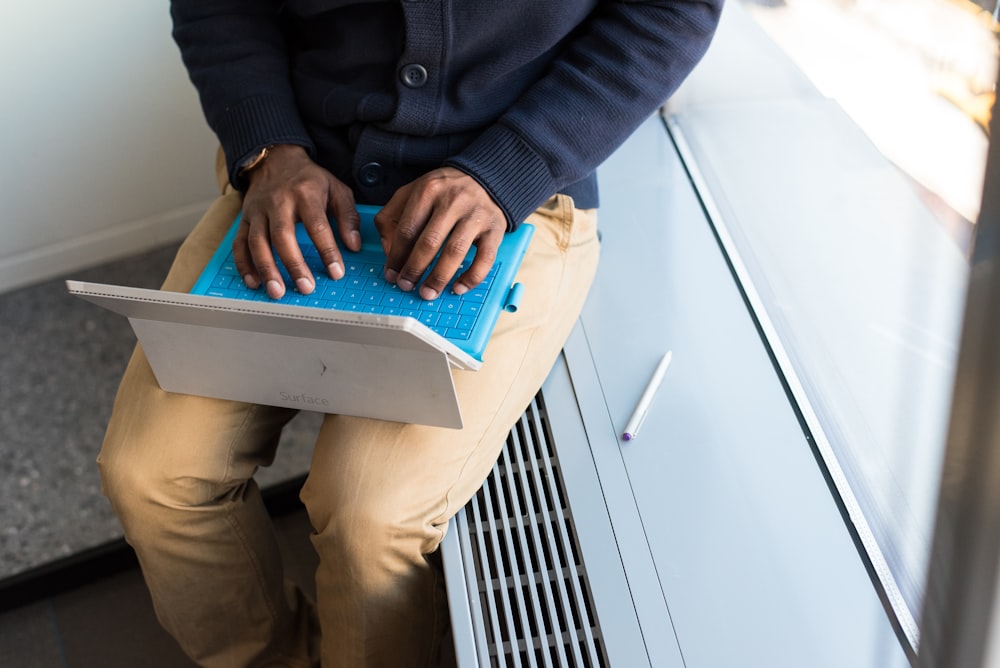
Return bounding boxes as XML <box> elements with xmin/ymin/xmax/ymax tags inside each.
<box><xmin>97</xmin><ymin>1</ymin><xmax>721</xmax><ymax>666</ymax></box>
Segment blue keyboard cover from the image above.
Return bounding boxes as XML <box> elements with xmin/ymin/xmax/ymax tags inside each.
<box><xmin>189</xmin><ymin>206</ymin><xmax>533</xmax><ymax>361</ymax></box>
<box><xmin>200</xmin><ymin>244</ymin><xmax>498</xmax><ymax>344</ymax></box>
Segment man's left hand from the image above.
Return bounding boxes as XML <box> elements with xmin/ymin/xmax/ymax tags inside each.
<box><xmin>374</xmin><ymin>167</ymin><xmax>507</xmax><ymax>301</ymax></box>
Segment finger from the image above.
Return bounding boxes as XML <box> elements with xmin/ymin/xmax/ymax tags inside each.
<box><xmin>246</xmin><ymin>214</ymin><xmax>288</xmax><ymax>300</ymax></box>
<box><xmin>299</xmin><ymin>205</ymin><xmax>342</xmax><ymax>283</ymax></box>
<box><xmin>328</xmin><ymin>179</ymin><xmax>361</xmax><ymax>256</ymax></box>
<box><xmin>232</xmin><ymin>216</ymin><xmax>260</xmax><ymax>290</ymax></box>
<box><xmin>417</xmin><ymin>217</ymin><xmax>478</xmax><ymax>300</ymax></box>
<box><xmin>452</xmin><ymin>230</ymin><xmax>502</xmax><ymax>296</ymax></box>
<box><xmin>268</xmin><ymin>211</ymin><xmax>313</xmax><ymax>297</ymax></box>
<box><xmin>291</xmin><ymin>182</ymin><xmax>345</xmax><ymax>285</ymax></box>
<box><xmin>383</xmin><ymin>196</ymin><xmax>434</xmax><ymax>291</ymax></box>
<box><xmin>374</xmin><ymin>183</ymin><xmax>411</xmax><ymax>264</ymax></box>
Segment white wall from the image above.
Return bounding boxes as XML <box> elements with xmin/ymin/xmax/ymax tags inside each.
<box><xmin>0</xmin><ymin>1</ymin><xmax>221</xmax><ymax>293</ymax></box>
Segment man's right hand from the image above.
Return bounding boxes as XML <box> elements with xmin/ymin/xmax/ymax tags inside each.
<box><xmin>236</xmin><ymin>144</ymin><xmax>362</xmax><ymax>299</ymax></box>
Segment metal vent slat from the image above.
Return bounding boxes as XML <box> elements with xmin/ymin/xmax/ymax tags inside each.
<box><xmin>482</xmin><ymin>469</ymin><xmax>528</xmax><ymax>666</ymax></box>
<box><xmin>502</xmin><ymin>426</ymin><xmax>565</xmax><ymax>667</ymax></box>
<box><xmin>457</xmin><ymin>393</ymin><xmax>608</xmax><ymax>667</ymax></box>
<box><xmin>511</xmin><ymin>410</ymin><xmax>581</xmax><ymax>668</ymax></box>
<box><xmin>527</xmin><ymin>405</ymin><xmax>601</xmax><ymax>665</ymax></box>
<box><xmin>469</xmin><ymin>483</ymin><xmax>514</xmax><ymax>666</ymax></box>
<box><xmin>495</xmin><ymin>441</ymin><xmax>551</xmax><ymax>665</ymax></box>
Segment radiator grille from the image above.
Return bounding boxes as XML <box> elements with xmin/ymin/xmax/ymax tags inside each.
<box><xmin>456</xmin><ymin>393</ymin><xmax>608</xmax><ymax>667</ymax></box>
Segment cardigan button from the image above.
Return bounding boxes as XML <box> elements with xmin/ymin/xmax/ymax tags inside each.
<box><xmin>400</xmin><ymin>63</ymin><xmax>428</xmax><ymax>88</ymax></box>
<box><xmin>358</xmin><ymin>162</ymin><xmax>384</xmax><ymax>187</ymax></box>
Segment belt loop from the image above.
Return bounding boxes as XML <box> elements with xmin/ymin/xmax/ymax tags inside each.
<box><xmin>557</xmin><ymin>194</ymin><xmax>574</xmax><ymax>251</ymax></box>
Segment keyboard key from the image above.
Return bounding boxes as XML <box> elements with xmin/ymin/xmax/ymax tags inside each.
<box><xmin>380</xmin><ymin>293</ymin><xmax>402</xmax><ymax>307</ymax></box>
<box><xmin>366</xmin><ymin>276</ymin><xmax>387</xmax><ymax>291</ymax></box>
<box><xmin>400</xmin><ymin>295</ymin><xmax>422</xmax><ymax>309</ymax></box>
<box><xmin>459</xmin><ymin>302</ymin><xmax>482</xmax><ymax>316</ymax></box>
<box><xmin>212</xmin><ymin>275</ymin><xmax>235</xmax><ymax>289</ymax></box>
<box><xmin>463</xmin><ymin>288</ymin><xmax>488</xmax><ymax>303</ymax></box>
<box><xmin>322</xmin><ymin>284</ymin><xmax>345</xmax><ymax>301</ymax></box>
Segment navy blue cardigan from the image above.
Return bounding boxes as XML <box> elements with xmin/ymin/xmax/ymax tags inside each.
<box><xmin>170</xmin><ymin>0</ymin><xmax>722</xmax><ymax>228</ymax></box>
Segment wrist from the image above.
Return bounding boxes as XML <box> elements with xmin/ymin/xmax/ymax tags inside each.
<box><xmin>239</xmin><ymin>144</ymin><xmax>309</xmax><ymax>187</ymax></box>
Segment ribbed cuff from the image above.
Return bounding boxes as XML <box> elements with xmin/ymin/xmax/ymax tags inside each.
<box><xmin>214</xmin><ymin>94</ymin><xmax>316</xmax><ymax>190</ymax></box>
<box><xmin>444</xmin><ymin>124</ymin><xmax>557</xmax><ymax>230</ymax></box>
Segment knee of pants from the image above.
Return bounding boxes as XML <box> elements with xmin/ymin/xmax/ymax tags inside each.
<box><xmin>98</xmin><ymin>441</ymin><xmax>242</xmax><ymax>523</ymax></box>
<box><xmin>303</xmin><ymin>490</ymin><xmax>443</xmax><ymax>575</ymax></box>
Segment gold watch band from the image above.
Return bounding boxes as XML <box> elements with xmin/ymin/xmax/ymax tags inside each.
<box><xmin>238</xmin><ymin>145</ymin><xmax>273</xmax><ymax>176</ymax></box>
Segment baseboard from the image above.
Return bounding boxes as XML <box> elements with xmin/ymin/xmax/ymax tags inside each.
<box><xmin>0</xmin><ymin>199</ymin><xmax>216</xmax><ymax>294</ymax></box>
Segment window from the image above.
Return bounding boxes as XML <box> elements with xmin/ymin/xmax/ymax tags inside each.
<box><xmin>666</xmin><ymin>0</ymin><xmax>997</xmax><ymax>649</ymax></box>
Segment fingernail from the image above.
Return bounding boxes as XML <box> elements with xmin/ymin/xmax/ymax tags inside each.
<box><xmin>266</xmin><ymin>280</ymin><xmax>284</xmax><ymax>299</ymax></box>
<box><xmin>327</xmin><ymin>262</ymin><xmax>344</xmax><ymax>280</ymax></box>
<box><xmin>398</xmin><ymin>279</ymin><xmax>414</xmax><ymax>292</ymax></box>
<box><xmin>350</xmin><ymin>231</ymin><xmax>362</xmax><ymax>249</ymax></box>
<box><xmin>243</xmin><ymin>274</ymin><xmax>260</xmax><ymax>289</ymax></box>
<box><xmin>420</xmin><ymin>287</ymin><xmax>438</xmax><ymax>301</ymax></box>
<box><xmin>385</xmin><ymin>268</ymin><xmax>399</xmax><ymax>284</ymax></box>
<box><xmin>451</xmin><ymin>283</ymin><xmax>468</xmax><ymax>296</ymax></box>
<box><xmin>295</xmin><ymin>277</ymin><xmax>314</xmax><ymax>294</ymax></box>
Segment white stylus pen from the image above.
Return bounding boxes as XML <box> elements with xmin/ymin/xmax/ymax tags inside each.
<box><xmin>622</xmin><ymin>351</ymin><xmax>673</xmax><ymax>441</ymax></box>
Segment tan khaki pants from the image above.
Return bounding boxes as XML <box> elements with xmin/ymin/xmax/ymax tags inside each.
<box><xmin>97</xmin><ymin>177</ymin><xmax>599</xmax><ymax>667</ymax></box>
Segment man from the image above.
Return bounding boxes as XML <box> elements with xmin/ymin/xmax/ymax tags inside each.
<box><xmin>98</xmin><ymin>1</ymin><xmax>721</xmax><ymax>666</ymax></box>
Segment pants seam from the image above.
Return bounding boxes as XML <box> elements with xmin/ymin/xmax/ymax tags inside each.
<box><xmin>222</xmin><ymin>504</ymin><xmax>282</xmax><ymax>644</ymax></box>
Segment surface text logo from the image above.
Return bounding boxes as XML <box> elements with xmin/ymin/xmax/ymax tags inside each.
<box><xmin>279</xmin><ymin>391</ymin><xmax>330</xmax><ymax>407</ymax></box>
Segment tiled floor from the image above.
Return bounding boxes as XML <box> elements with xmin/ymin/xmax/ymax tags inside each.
<box><xmin>0</xmin><ymin>243</ymin><xmax>322</xmax><ymax>665</ymax></box>
<box><xmin>0</xmin><ymin>242</ymin><xmax>320</xmax><ymax>580</ymax></box>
